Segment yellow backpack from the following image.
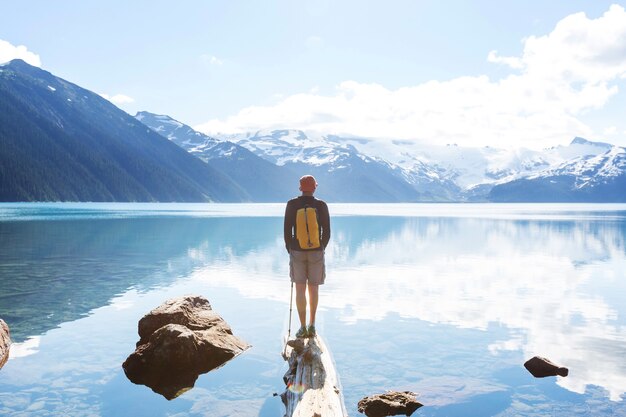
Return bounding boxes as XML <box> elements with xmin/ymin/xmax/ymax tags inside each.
<box><xmin>295</xmin><ymin>206</ymin><xmax>321</xmax><ymax>249</ymax></box>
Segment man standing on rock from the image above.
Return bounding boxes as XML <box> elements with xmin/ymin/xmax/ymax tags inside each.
<box><xmin>284</xmin><ymin>175</ymin><xmax>331</xmax><ymax>338</ymax></box>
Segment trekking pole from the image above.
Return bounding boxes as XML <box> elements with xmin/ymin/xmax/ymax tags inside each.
<box><xmin>284</xmin><ymin>281</ymin><xmax>294</xmax><ymax>358</ymax></box>
<box><xmin>288</xmin><ymin>280</ymin><xmax>294</xmax><ymax>338</ymax></box>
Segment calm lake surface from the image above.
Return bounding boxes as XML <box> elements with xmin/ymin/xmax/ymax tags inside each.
<box><xmin>0</xmin><ymin>203</ymin><xmax>625</xmax><ymax>417</ymax></box>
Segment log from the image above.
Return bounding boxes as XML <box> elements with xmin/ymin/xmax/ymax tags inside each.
<box><xmin>281</xmin><ymin>335</ymin><xmax>348</xmax><ymax>417</ymax></box>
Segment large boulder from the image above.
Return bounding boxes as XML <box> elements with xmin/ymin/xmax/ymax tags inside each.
<box><xmin>524</xmin><ymin>356</ymin><xmax>569</xmax><ymax>378</ymax></box>
<box><xmin>123</xmin><ymin>295</ymin><xmax>250</xmax><ymax>399</ymax></box>
<box><xmin>358</xmin><ymin>391</ymin><xmax>422</xmax><ymax>417</ymax></box>
<box><xmin>0</xmin><ymin>319</ymin><xmax>10</xmax><ymax>369</ymax></box>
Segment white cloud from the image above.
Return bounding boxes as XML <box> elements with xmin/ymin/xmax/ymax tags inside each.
<box><xmin>604</xmin><ymin>126</ymin><xmax>618</xmax><ymax>135</ymax></box>
<box><xmin>197</xmin><ymin>5</ymin><xmax>626</xmax><ymax>149</ymax></box>
<box><xmin>200</xmin><ymin>54</ymin><xmax>223</xmax><ymax>66</ymax></box>
<box><xmin>487</xmin><ymin>50</ymin><xmax>523</xmax><ymax>69</ymax></box>
<box><xmin>0</xmin><ymin>39</ymin><xmax>41</xmax><ymax>67</ymax></box>
<box><xmin>99</xmin><ymin>93</ymin><xmax>135</xmax><ymax>105</ymax></box>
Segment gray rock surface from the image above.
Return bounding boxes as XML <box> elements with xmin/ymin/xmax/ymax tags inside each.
<box><xmin>358</xmin><ymin>391</ymin><xmax>423</xmax><ymax>417</ymax></box>
<box><xmin>123</xmin><ymin>295</ymin><xmax>249</xmax><ymax>399</ymax></box>
<box><xmin>0</xmin><ymin>319</ymin><xmax>10</xmax><ymax>369</ymax></box>
<box><xmin>524</xmin><ymin>356</ymin><xmax>569</xmax><ymax>378</ymax></box>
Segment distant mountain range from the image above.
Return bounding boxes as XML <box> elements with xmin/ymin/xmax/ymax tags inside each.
<box><xmin>1</xmin><ymin>59</ymin><xmax>624</xmax><ymax>202</ymax></box>
<box><xmin>137</xmin><ymin>114</ymin><xmax>430</xmax><ymax>202</ymax></box>
<box><xmin>139</xmin><ymin>112</ymin><xmax>625</xmax><ymax>202</ymax></box>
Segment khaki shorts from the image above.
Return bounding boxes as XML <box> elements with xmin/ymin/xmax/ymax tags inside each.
<box><xmin>289</xmin><ymin>250</ymin><xmax>325</xmax><ymax>285</ymax></box>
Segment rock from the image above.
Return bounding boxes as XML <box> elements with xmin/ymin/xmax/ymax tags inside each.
<box><xmin>136</xmin><ymin>295</ymin><xmax>228</xmax><ymax>345</ymax></box>
<box><xmin>0</xmin><ymin>319</ymin><xmax>10</xmax><ymax>369</ymax></box>
<box><xmin>357</xmin><ymin>391</ymin><xmax>423</xmax><ymax>417</ymax></box>
<box><xmin>122</xmin><ymin>295</ymin><xmax>250</xmax><ymax>399</ymax></box>
<box><xmin>524</xmin><ymin>356</ymin><xmax>569</xmax><ymax>378</ymax></box>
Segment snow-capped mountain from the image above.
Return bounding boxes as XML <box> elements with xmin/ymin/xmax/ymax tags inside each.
<box><xmin>135</xmin><ymin>112</ymin><xmax>296</xmax><ymax>201</ymax></box>
<box><xmin>135</xmin><ymin>111</ymin><xmax>220</xmax><ymax>158</ymax></box>
<box><xmin>219</xmin><ymin>130</ymin><xmax>621</xmax><ymax>201</ymax></box>
<box><xmin>221</xmin><ymin>129</ymin><xmax>334</xmax><ymax>166</ymax></box>
<box><xmin>522</xmin><ymin>139</ymin><xmax>621</xmax><ymax>189</ymax></box>
<box><xmin>137</xmin><ymin>110</ymin><xmax>624</xmax><ymax>202</ymax></box>
<box><xmin>221</xmin><ymin>130</ymin><xmax>458</xmax><ymax>201</ymax></box>
<box><xmin>489</xmin><ymin>145</ymin><xmax>626</xmax><ymax>202</ymax></box>
<box><xmin>332</xmin><ymin>135</ymin><xmax>614</xmax><ymax>190</ymax></box>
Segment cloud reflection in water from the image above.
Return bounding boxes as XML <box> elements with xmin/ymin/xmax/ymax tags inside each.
<box><xmin>187</xmin><ymin>216</ymin><xmax>626</xmax><ymax>401</ymax></box>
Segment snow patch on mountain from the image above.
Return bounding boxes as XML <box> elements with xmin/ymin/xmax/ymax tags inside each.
<box><xmin>136</xmin><ymin>111</ymin><xmax>213</xmax><ymax>148</ymax></box>
<box><xmin>337</xmin><ymin>135</ymin><xmax>616</xmax><ymax>190</ymax></box>
<box><xmin>222</xmin><ymin>129</ymin><xmax>354</xmax><ymax>167</ymax></box>
<box><xmin>526</xmin><ymin>146</ymin><xmax>626</xmax><ymax>189</ymax></box>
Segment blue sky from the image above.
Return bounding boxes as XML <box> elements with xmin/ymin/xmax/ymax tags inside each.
<box><xmin>2</xmin><ymin>1</ymin><xmax>626</xmax><ymax>149</ymax></box>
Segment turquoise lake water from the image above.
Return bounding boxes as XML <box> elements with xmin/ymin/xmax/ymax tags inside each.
<box><xmin>0</xmin><ymin>203</ymin><xmax>625</xmax><ymax>416</ymax></box>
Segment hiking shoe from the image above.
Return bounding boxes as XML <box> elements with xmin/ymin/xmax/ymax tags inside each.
<box><xmin>307</xmin><ymin>325</ymin><xmax>316</xmax><ymax>337</ymax></box>
<box><xmin>296</xmin><ymin>326</ymin><xmax>308</xmax><ymax>338</ymax></box>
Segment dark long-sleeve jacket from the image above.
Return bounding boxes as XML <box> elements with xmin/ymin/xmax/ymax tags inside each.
<box><xmin>284</xmin><ymin>195</ymin><xmax>330</xmax><ymax>252</ymax></box>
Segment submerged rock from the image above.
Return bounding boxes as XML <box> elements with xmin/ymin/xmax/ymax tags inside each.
<box><xmin>0</xmin><ymin>319</ymin><xmax>10</xmax><ymax>369</ymax></box>
<box><xmin>524</xmin><ymin>356</ymin><xmax>569</xmax><ymax>378</ymax></box>
<box><xmin>357</xmin><ymin>391</ymin><xmax>422</xmax><ymax>417</ymax></box>
<box><xmin>122</xmin><ymin>295</ymin><xmax>250</xmax><ymax>399</ymax></box>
